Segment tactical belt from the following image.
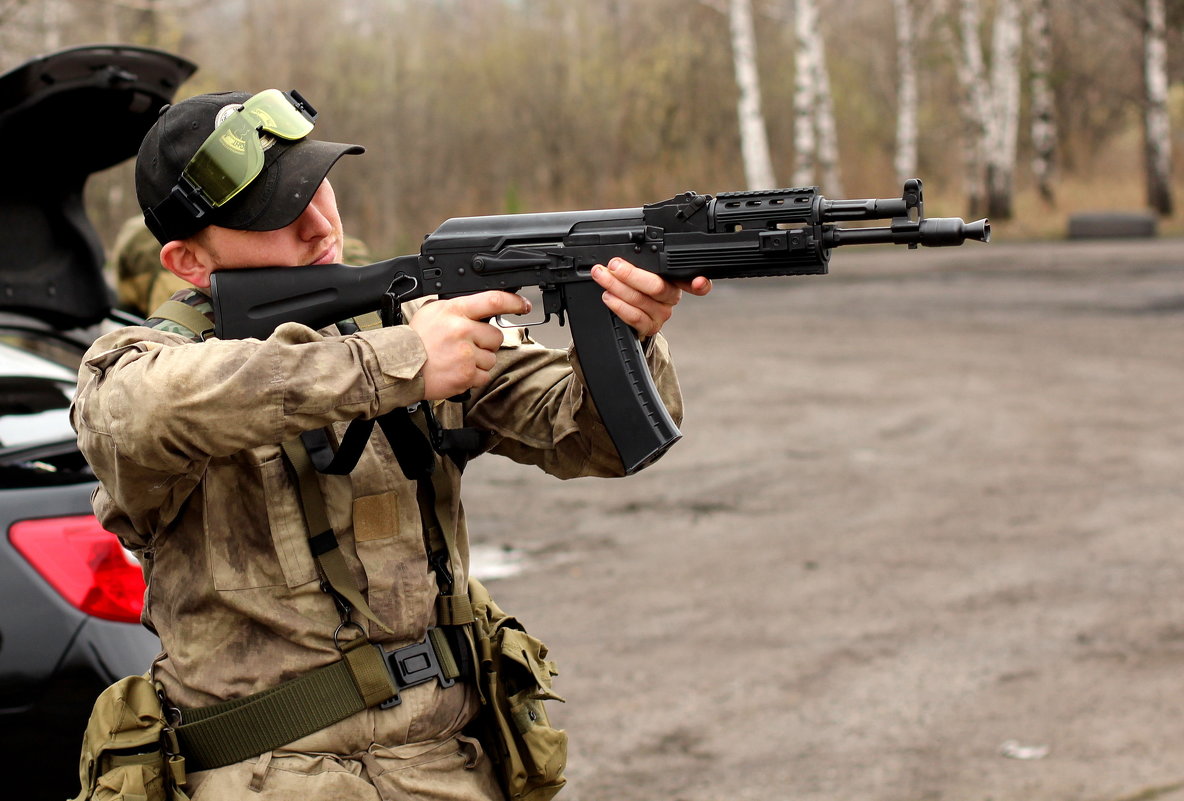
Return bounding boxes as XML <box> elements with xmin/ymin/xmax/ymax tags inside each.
<box><xmin>173</xmin><ymin>628</ymin><xmax>460</xmax><ymax>772</ymax></box>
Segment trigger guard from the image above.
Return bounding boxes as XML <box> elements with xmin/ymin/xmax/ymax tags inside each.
<box><xmin>494</xmin><ymin>310</ymin><xmax>550</xmax><ymax>329</ymax></box>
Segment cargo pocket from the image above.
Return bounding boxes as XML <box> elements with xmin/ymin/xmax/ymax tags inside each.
<box><xmin>494</xmin><ymin>627</ymin><xmax>568</xmax><ymax>794</ymax></box>
<box><xmin>93</xmin><ymin>753</ymin><xmax>165</xmax><ymax>801</ymax></box>
<box><xmin>204</xmin><ymin>456</ymin><xmax>317</xmax><ymax>591</ymax></box>
<box><xmin>469</xmin><ymin>578</ymin><xmax>568</xmax><ymax>801</ymax></box>
<box><xmin>72</xmin><ymin>675</ymin><xmax>190</xmax><ymax>801</ymax></box>
<box><xmin>352</xmin><ymin>489</ymin><xmax>434</xmax><ymax>633</ymax></box>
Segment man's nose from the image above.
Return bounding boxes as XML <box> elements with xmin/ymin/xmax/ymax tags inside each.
<box><xmin>297</xmin><ymin>195</ymin><xmax>333</xmax><ymax>239</ymax></box>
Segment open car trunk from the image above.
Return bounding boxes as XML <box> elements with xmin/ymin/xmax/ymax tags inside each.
<box><xmin>0</xmin><ymin>45</ymin><xmax>196</xmax><ymax>329</ymax></box>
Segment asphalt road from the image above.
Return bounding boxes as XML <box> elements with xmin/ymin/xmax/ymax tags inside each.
<box><xmin>461</xmin><ymin>237</ymin><xmax>1184</xmax><ymax>801</ymax></box>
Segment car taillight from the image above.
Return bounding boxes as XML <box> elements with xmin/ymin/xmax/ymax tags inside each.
<box><xmin>9</xmin><ymin>515</ymin><xmax>145</xmax><ymax>624</ymax></box>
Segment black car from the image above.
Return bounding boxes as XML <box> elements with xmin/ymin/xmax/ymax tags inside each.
<box><xmin>0</xmin><ymin>45</ymin><xmax>195</xmax><ymax>801</ymax></box>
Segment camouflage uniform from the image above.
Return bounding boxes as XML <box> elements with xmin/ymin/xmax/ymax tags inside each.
<box><xmin>71</xmin><ymin>294</ymin><xmax>684</xmax><ymax>800</ymax></box>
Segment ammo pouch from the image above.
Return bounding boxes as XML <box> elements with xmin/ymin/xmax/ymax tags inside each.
<box><xmin>468</xmin><ymin>577</ymin><xmax>568</xmax><ymax>801</ymax></box>
<box><xmin>72</xmin><ymin>674</ymin><xmax>189</xmax><ymax>801</ymax></box>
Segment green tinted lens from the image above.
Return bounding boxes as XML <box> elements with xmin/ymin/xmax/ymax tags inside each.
<box><xmin>181</xmin><ymin>111</ymin><xmax>266</xmax><ymax>208</ymax></box>
<box><xmin>241</xmin><ymin>88</ymin><xmax>315</xmax><ymax>141</ymax></box>
<box><xmin>178</xmin><ymin>89</ymin><xmax>315</xmax><ymax>209</ymax></box>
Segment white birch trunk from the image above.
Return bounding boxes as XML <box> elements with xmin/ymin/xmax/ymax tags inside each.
<box><xmin>729</xmin><ymin>0</ymin><xmax>778</xmax><ymax>190</ymax></box>
<box><xmin>950</xmin><ymin>0</ymin><xmax>990</xmax><ymax>217</ymax></box>
<box><xmin>986</xmin><ymin>0</ymin><xmax>1022</xmax><ymax>219</ymax></box>
<box><xmin>811</xmin><ymin>14</ymin><xmax>843</xmax><ymax>195</ymax></box>
<box><xmin>792</xmin><ymin>0</ymin><xmax>819</xmax><ymax>187</ymax></box>
<box><xmin>1143</xmin><ymin>0</ymin><xmax>1173</xmax><ymax>215</ymax></box>
<box><xmin>42</xmin><ymin>0</ymin><xmax>63</xmax><ymax>50</ymax></box>
<box><xmin>893</xmin><ymin>0</ymin><xmax>919</xmax><ymax>184</ymax></box>
<box><xmin>1027</xmin><ymin>0</ymin><xmax>1056</xmax><ymax>203</ymax></box>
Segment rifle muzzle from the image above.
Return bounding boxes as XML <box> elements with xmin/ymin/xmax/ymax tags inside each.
<box><xmin>825</xmin><ymin>216</ymin><xmax>991</xmax><ymax>248</ymax></box>
<box><xmin>919</xmin><ymin>216</ymin><xmax>991</xmax><ymax>246</ymax></box>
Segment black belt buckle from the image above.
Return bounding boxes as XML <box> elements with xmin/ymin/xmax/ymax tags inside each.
<box><xmin>377</xmin><ymin>629</ymin><xmax>456</xmax><ymax>710</ymax></box>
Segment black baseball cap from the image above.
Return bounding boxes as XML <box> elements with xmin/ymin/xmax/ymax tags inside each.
<box><xmin>136</xmin><ymin>91</ymin><xmax>364</xmax><ymax>244</ymax></box>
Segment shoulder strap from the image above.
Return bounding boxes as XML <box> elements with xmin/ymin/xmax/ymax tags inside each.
<box><xmin>280</xmin><ymin>438</ymin><xmax>395</xmax><ymax>635</ymax></box>
<box><xmin>397</xmin><ymin>406</ymin><xmax>474</xmax><ymax>627</ymax></box>
<box><xmin>145</xmin><ymin>298</ymin><xmax>215</xmax><ymax>340</ymax></box>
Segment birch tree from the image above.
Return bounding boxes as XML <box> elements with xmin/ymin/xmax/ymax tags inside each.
<box><xmin>791</xmin><ymin>0</ymin><xmax>841</xmax><ymax>192</ymax></box>
<box><xmin>1028</xmin><ymin>0</ymin><xmax>1056</xmax><ymax>203</ymax></box>
<box><xmin>810</xmin><ymin>7</ymin><xmax>842</xmax><ymax>194</ymax></box>
<box><xmin>893</xmin><ymin>0</ymin><xmax>920</xmax><ymax>184</ymax></box>
<box><xmin>946</xmin><ymin>0</ymin><xmax>1023</xmax><ymax>219</ymax></box>
<box><xmin>985</xmin><ymin>0</ymin><xmax>1023</xmax><ymax>219</ymax></box>
<box><xmin>792</xmin><ymin>0</ymin><xmax>818</xmax><ymax>186</ymax></box>
<box><xmin>1142</xmin><ymin>0</ymin><xmax>1173</xmax><ymax>215</ymax></box>
<box><xmin>729</xmin><ymin>0</ymin><xmax>778</xmax><ymax>189</ymax></box>
<box><xmin>948</xmin><ymin>0</ymin><xmax>990</xmax><ymax>217</ymax></box>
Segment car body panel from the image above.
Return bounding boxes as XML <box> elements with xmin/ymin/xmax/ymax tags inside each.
<box><xmin>0</xmin><ymin>44</ymin><xmax>195</xmax><ymax>801</ymax></box>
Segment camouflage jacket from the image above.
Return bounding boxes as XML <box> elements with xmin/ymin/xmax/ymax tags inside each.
<box><xmin>70</xmin><ymin>293</ymin><xmax>684</xmax><ymax>750</ymax></box>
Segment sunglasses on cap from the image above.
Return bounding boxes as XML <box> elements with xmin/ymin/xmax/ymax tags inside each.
<box><xmin>145</xmin><ymin>89</ymin><xmax>317</xmax><ymax>239</ymax></box>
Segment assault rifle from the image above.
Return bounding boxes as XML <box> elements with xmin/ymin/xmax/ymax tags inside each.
<box><xmin>211</xmin><ymin>179</ymin><xmax>988</xmax><ymax>474</ymax></box>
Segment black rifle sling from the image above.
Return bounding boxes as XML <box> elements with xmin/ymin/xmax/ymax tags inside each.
<box><xmin>300</xmin><ymin>311</ymin><xmax>392</xmax><ymax>476</ymax></box>
<box><xmin>300</xmin><ymin>421</ymin><xmax>375</xmax><ymax>475</ymax></box>
<box><xmin>376</xmin><ymin>409</ymin><xmax>459</xmax><ymax>588</ymax></box>
<box><xmin>375</xmin><ymin>407</ymin><xmax>437</xmax><ymax>482</ymax></box>
<box><xmin>375</xmin><ymin>406</ymin><xmax>473</xmax><ymax>630</ymax></box>
<box><xmin>317</xmin><ymin>309</ymin><xmax>486</xmax><ymax>476</ymax></box>
<box><xmin>307</xmin><ymin>407</ymin><xmax>487</xmax><ymax>477</ymax></box>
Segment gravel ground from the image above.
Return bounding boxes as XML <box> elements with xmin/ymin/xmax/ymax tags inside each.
<box><xmin>461</xmin><ymin>237</ymin><xmax>1184</xmax><ymax>801</ymax></box>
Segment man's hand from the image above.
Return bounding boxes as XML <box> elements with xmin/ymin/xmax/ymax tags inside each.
<box><xmin>410</xmin><ymin>291</ymin><xmax>530</xmax><ymax>400</ymax></box>
<box><xmin>591</xmin><ymin>258</ymin><xmax>712</xmax><ymax>338</ymax></box>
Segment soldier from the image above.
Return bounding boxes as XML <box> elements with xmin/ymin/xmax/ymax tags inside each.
<box><xmin>71</xmin><ymin>89</ymin><xmax>709</xmax><ymax>800</ymax></box>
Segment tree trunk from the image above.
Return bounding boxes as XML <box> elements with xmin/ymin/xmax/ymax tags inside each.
<box><xmin>893</xmin><ymin>0</ymin><xmax>919</xmax><ymax>184</ymax></box>
<box><xmin>1143</xmin><ymin>0</ymin><xmax>1173</xmax><ymax>215</ymax></box>
<box><xmin>811</xmin><ymin>7</ymin><xmax>842</xmax><ymax>195</ymax></box>
<box><xmin>792</xmin><ymin>0</ymin><xmax>820</xmax><ymax>187</ymax></box>
<box><xmin>985</xmin><ymin>0</ymin><xmax>1022</xmax><ymax>219</ymax></box>
<box><xmin>1028</xmin><ymin>0</ymin><xmax>1056</xmax><ymax>204</ymax></box>
<box><xmin>42</xmin><ymin>0</ymin><xmax>63</xmax><ymax>50</ymax></box>
<box><xmin>729</xmin><ymin>0</ymin><xmax>777</xmax><ymax>190</ymax></box>
<box><xmin>950</xmin><ymin>0</ymin><xmax>991</xmax><ymax>218</ymax></box>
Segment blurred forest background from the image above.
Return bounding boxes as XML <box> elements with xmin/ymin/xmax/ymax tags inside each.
<box><xmin>1</xmin><ymin>0</ymin><xmax>1181</xmax><ymax>258</ymax></box>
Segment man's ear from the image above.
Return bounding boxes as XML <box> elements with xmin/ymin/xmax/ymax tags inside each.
<box><xmin>160</xmin><ymin>239</ymin><xmax>214</xmax><ymax>289</ymax></box>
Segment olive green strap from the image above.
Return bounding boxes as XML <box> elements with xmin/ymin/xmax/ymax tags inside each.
<box><xmin>146</xmin><ymin>299</ymin><xmax>215</xmax><ymax>339</ymax></box>
<box><xmin>175</xmin><ymin>638</ymin><xmax>394</xmax><ymax>772</ymax></box>
<box><xmin>405</xmin><ymin>408</ymin><xmax>465</xmax><ymax>590</ymax></box>
<box><xmin>436</xmin><ymin>592</ymin><xmax>474</xmax><ymax>626</ymax></box>
<box><xmin>280</xmin><ymin>438</ymin><xmax>394</xmax><ymax>635</ymax></box>
<box><xmin>352</xmin><ymin>310</ymin><xmax>384</xmax><ymax>331</ymax></box>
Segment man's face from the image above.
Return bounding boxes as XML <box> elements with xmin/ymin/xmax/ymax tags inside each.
<box><xmin>180</xmin><ymin>179</ymin><xmax>345</xmax><ymax>286</ymax></box>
